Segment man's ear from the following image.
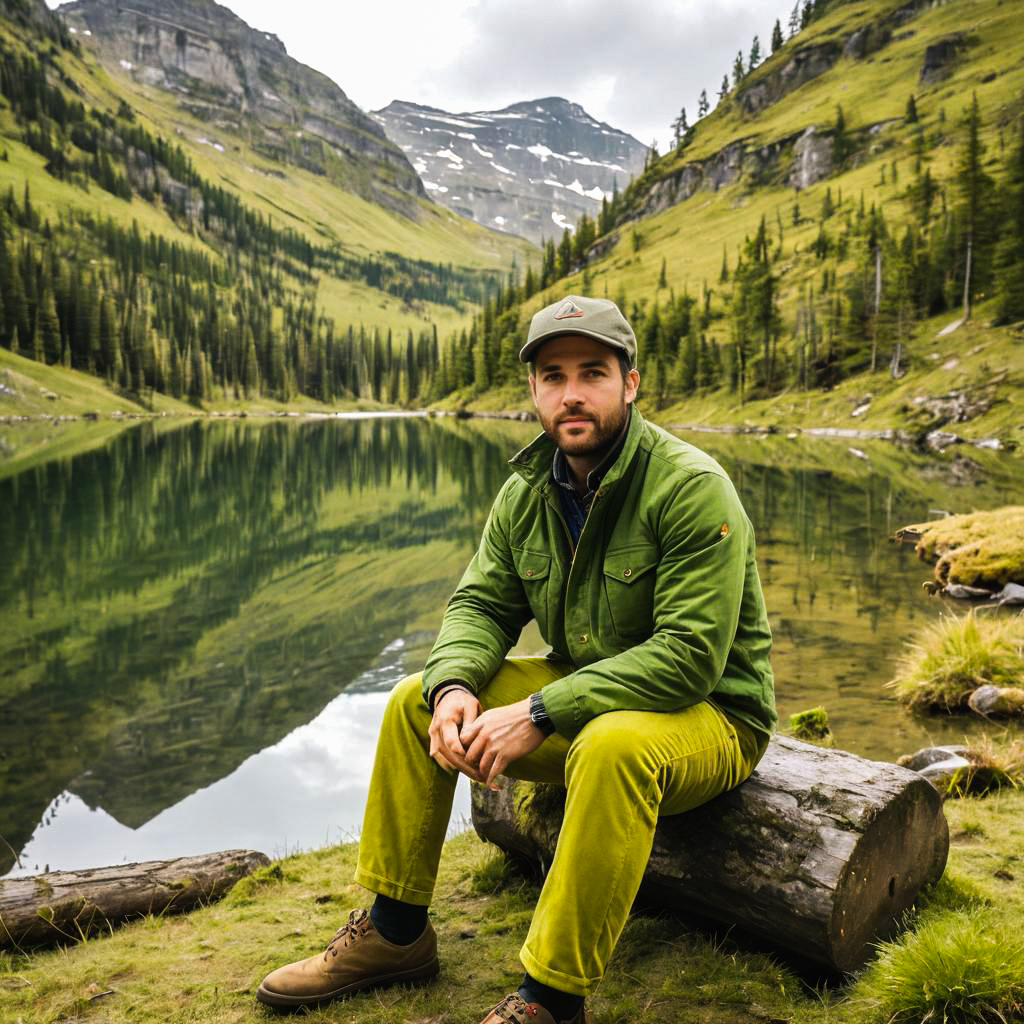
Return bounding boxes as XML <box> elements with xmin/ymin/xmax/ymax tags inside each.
<box><xmin>624</xmin><ymin>368</ymin><xmax>640</xmax><ymax>404</ymax></box>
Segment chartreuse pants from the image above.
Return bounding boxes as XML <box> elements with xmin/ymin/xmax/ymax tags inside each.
<box><xmin>354</xmin><ymin>657</ymin><xmax>764</xmax><ymax>997</ymax></box>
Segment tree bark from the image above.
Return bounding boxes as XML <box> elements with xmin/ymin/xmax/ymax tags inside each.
<box><xmin>0</xmin><ymin>849</ymin><xmax>269</xmax><ymax>950</ymax></box>
<box><xmin>471</xmin><ymin>736</ymin><xmax>948</xmax><ymax>974</ymax></box>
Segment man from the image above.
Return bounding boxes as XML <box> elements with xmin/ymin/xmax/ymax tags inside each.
<box><xmin>257</xmin><ymin>295</ymin><xmax>776</xmax><ymax>1023</ymax></box>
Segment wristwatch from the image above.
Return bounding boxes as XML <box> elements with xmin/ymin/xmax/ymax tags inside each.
<box><xmin>529</xmin><ymin>692</ymin><xmax>555</xmax><ymax>736</ymax></box>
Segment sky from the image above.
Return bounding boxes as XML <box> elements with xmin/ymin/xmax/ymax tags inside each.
<box><xmin>49</xmin><ymin>0</ymin><xmax>798</xmax><ymax>152</ymax></box>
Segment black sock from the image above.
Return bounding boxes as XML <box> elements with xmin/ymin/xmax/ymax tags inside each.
<box><xmin>518</xmin><ymin>973</ymin><xmax>584</xmax><ymax>1022</ymax></box>
<box><xmin>369</xmin><ymin>893</ymin><xmax>428</xmax><ymax>946</ymax></box>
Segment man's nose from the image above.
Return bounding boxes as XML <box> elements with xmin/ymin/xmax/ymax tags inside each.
<box><xmin>561</xmin><ymin>375</ymin><xmax>586</xmax><ymax>406</ymax></box>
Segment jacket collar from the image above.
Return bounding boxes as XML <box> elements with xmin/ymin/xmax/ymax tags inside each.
<box><xmin>508</xmin><ymin>403</ymin><xmax>646</xmax><ymax>494</ymax></box>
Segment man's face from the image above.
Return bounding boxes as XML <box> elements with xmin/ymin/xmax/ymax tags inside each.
<box><xmin>528</xmin><ymin>334</ymin><xmax>640</xmax><ymax>460</ymax></box>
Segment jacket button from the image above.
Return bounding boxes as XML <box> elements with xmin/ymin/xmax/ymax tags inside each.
<box><xmin>578</xmin><ymin>633</ymin><xmax>588</xmax><ymax>643</ymax></box>
<box><xmin>623</xmin><ymin>568</ymin><xmax>632</xmax><ymax>578</ymax></box>
<box><xmin>526</xmin><ymin>569</ymin><xmax>534</xmax><ymax>577</ymax></box>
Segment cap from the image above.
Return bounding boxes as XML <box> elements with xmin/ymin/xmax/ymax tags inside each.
<box><xmin>519</xmin><ymin>295</ymin><xmax>637</xmax><ymax>366</ymax></box>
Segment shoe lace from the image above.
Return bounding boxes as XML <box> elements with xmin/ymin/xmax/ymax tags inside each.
<box><xmin>323</xmin><ymin>909</ymin><xmax>370</xmax><ymax>960</ymax></box>
<box><xmin>495</xmin><ymin>994</ymin><xmax>539</xmax><ymax>1021</ymax></box>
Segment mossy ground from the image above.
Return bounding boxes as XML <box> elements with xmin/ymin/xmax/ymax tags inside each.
<box><xmin>900</xmin><ymin>507</ymin><xmax>1024</xmax><ymax>589</ymax></box>
<box><xmin>3</xmin><ymin>791</ymin><xmax>1022</xmax><ymax>1024</ymax></box>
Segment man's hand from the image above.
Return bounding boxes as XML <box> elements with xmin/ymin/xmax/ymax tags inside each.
<box><xmin>460</xmin><ymin>698</ymin><xmax>547</xmax><ymax>788</ymax></box>
<box><xmin>428</xmin><ymin>689</ymin><xmax>482</xmax><ymax>777</ymax></box>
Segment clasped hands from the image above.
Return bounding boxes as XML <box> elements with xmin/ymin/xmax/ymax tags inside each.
<box><xmin>427</xmin><ymin>689</ymin><xmax>546</xmax><ymax>789</ymax></box>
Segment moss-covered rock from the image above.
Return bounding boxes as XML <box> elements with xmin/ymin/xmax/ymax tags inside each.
<box><xmin>897</xmin><ymin>507</ymin><xmax>1024</xmax><ymax>589</ymax></box>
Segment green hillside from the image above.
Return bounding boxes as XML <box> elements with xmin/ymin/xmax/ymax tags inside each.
<box><xmin>0</xmin><ymin>0</ymin><xmax>532</xmax><ymax>417</ymax></box>
<box><xmin>435</xmin><ymin>0</ymin><xmax>1024</xmax><ymax>450</ymax></box>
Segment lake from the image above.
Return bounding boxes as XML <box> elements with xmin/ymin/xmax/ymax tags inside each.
<box><xmin>2</xmin><ymin>415</ymin><xmax>1021</xmax><ymax>877</ymax></box>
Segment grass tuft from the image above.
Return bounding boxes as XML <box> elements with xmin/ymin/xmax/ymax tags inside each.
<box><xmin>856</xmin><ymin>910</ymin><xmax>1024</xmax><ymax>1024</ymax></box>
<box><xmin>470</xmin><ymin>850</ymin><xmax>518</xmax><ymax>896</ymax></box>
<box><xmin>788</xmin><ymin>705</ymin><xmax>834</xmax><ymax>744</ymax></box>
<box><xmin>888</xmin><ymin>610</ymin><xmax>1024</xmax><ymax>711</ymax></box>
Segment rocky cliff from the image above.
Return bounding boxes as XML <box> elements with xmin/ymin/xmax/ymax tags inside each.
<box><xmin>374</xmin><ymin>97</ymin><xmax>647</xmax><ymax>245</ymax></box>
<box><xmin>56</xmin><ymin>0</ymin><xmax>425</xmax><ymax>213</ymax></box>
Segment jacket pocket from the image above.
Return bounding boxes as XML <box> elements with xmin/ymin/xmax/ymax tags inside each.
<box><xmin>601</xmin><ymin>545</ymin><xmax>659</xmax><ymax>639</ymax></box>
<box><xmin>512</xmin><ymin>548</ymin><xmax>552</xmax><ymax>636</ymax></box>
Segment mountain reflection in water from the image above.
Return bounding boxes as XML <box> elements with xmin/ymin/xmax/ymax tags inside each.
<box><xmin>1</xmin><ymin>417</ymin><xmax>1021</xmax><ymax>876</ymax></box>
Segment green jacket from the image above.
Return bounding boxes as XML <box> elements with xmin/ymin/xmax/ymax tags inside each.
<box><xmin>422</xmin><ymin>407</ymin><xmax>776</xmax><ymax>743</ymax></box>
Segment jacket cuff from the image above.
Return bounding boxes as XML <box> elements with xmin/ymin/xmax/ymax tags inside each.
<box><xmin>540</xmin><ymin>678</ymin><xmax>583</xmax><ymax>739</ymax></box>
<box><xmin>426</xmin><ymin>680</ymin><xmax>472</xmax><ymax>712</ymax></box>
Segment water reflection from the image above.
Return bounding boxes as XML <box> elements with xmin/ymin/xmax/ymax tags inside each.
<box><xmin>1</xmin><ymin>417</ymin><xmax>1021</xmax><ymax>876</ymax></box>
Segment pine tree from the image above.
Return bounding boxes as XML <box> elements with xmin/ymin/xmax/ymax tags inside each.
<box><xmin>788</xmin><ymin>1</ymin><xmax>801</xmax><ymax>37</ymax></box>
<box><xmin>658</xmin><ymin>257</ymin><xmax>667</xmax><ymax>288</ymax></box>
<box><xmin>833</xmin><ymin>105</ymin><xmax>852</xmax><ymax>168</ymax></box>
<box><xmin>732</xmin><ymin>51</ymin><xmax>745</xmax><ymax>89</ymax></box>
<box><xmin>771</xmin><ymin>19</ymin><xmax>784</xmax><ymax>52</ymax></box>
<box><xmin>994</xmin><ymin>117</ymin><xmax>1024</xmax><ymax>324</ymax></box>
<box><xmin>956</xmin><ymin>93</ymin><xmax>996</xmax><ymax>321</ymax></box>
<box><xmin>38</xmin><ymin>287</ymin><xmax>61</xmax><ymax>364</ymax></box>
<box><xmin>748</xmin><ymin>35</ymin><xmax>762</xmax><ymax>72</ymax></box>
<box><xmin>731</xmin><ymin>217</ymin><xmax>782</xmax><ymax>396</ymax></box>
<box><xmin>905</xmin><ymin>95</ymin><xmax>918</xmax><ymax>124</ymax></box>
<box><xmin>698</xmin><ymin>90</ymin><xmax>709</xmax><ymax>119</ymax></box>
<box><xmin>672</xmin><ymin>107</ymin><xmax>688</xmax><ymax>148</ymax></box>
<box><xmin>718</xmin><ymin>75</ymin><xmax>730</xmax><ymax>104</ymax></box>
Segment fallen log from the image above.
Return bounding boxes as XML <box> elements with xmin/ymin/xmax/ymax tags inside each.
<box><xmin>472</xmin><ymin>736</ymin><xmax>948</xmax><ymax>973</ymax></box>
<box><xmin>0</xmin><ymin>849</ymin><xmax>269</xmax><ymax>949</ymax></box>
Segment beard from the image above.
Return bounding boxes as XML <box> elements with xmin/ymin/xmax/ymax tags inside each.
<box><xmin>538</xmin><ymin>390</ymin><xmax>630</xmax><ymax>461</ymax></box>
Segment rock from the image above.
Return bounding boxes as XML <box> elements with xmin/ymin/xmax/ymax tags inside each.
<box><xmin>844</xmin><ymin>24</ymin><xmax>892</xmax><ymax>59</ymax></box>
<box><xmin>917</xmin><ymin>755</ymin><xmax>972</xmax><ymax>793</ymax></box>
<box><xmin>58</xmin><ymin>0</ymin><xmax>423</xmax><ymax>211</ymax></box>
<box><xmin>967</xmin><ymin>685</ymin><xmax>1024</xmax><ymax>717</ymax></box>
<box><xmin>898</xmin><ymin>745</ymin><xmax>968</xmax><ymax>772</ymax></box>
<box><xmin>919</xmin><ymin>34</ymin><xmax>968</xmax><ymax>85</ymax></box>
<box><xmin>789</xmin><ymin>126</ymin><xmax>834</xmax><ymax>190</ymax></box>
<box><xmin>997</xmin><ymin>583</ymin><xmax>1024</xmax><ymax>606</ymax></box>
<box><xmin>737</xmin><ymin>41</ymin><xmax>842</xmax><ymax>116</ymax></box>
<box><xmin>943</xmin><ymin>583</ymin><xmax>994</xmax><ymax>600</ymax></box>
<box><xmin>925</xmin><ymin>430</ymin><xmax>961</xmax><ymax>451</ymax></box>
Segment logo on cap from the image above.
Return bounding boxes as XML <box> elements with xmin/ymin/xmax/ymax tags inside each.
<box><xmin>552</xmin><ymin>299</ymin><xmax>584</xmax><ymax>320</ymax></box>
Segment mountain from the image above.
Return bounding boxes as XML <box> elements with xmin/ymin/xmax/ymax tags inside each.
<box><xmin>58</xmin><ymin>0</ymin><xmax>424</xmax><ymax>213</ymax></box>
<box><xmin>0</xmin><ymin>0</ymin><xmax>531</xmax><ymax>416</ymax></box>
<box><xmin>373</xmin><ymin>97</ymin><xmax>647</xmax><ymax>245</ymax></box>
<box><xmin>428</xmin><ymin>0</ymin><xmax>1024</xmax><ymax>450</ymax></box>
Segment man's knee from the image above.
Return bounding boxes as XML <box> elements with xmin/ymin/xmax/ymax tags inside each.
<box><xmin>382</xmin><ymin>672</ymin><xmax>430</xmax><ymax>732</ymax></box>
<box><xmin>566</xmin><ymin>712</ymin><xmax>657</xmax><ymax>783</ymax></box>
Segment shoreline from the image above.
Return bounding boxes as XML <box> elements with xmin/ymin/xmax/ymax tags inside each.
<box><xmin>0</xmin><ymin>405</ymin><xmax>1015</xmax><ymax>458</ymax></box>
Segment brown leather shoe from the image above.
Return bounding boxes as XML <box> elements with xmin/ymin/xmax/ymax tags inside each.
<box><xmin>479</xmin><ymin>993</ymin><xmax>589</xmax><ymax>1024</ymax></box>
<box><xmin>256</xmin><ymin>908</ymin><xmax>439</xmax><ymax>1008</ymax></box>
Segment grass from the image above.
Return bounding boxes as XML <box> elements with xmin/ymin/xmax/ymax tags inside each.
<box><xmin>951</xmin><ymin>736</ymin><xmax>1024</xmax><ymax>797</ymax></box>
<box><xmin>899</xmin><ymin>507</ymin><xmax>1024</xmax><ymax>590</ymax></box>
<box><xmin>854</xmin><ymin>910</ymin><xmax>1024</xmax><ymax>1024</ymax></box>
<box><xmin>888</xmin><ymin>610</ymin><xmax>1024</xmax><ymax>711</ymax></box>
<box><xmin>3</xmin><ymin>788</ymin><xmax>1024</xmax><ymax>1024</ymax></box>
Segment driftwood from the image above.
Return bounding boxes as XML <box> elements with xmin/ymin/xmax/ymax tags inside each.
<box><xmin>472</xmin><ymin>736</ymin><xmax>948</xmax><ymax>973</ymax></box>
<box><xmin>0</xmin><ymin>849</ymin><xmax>269</xmax><ymax>949</ymax></box>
